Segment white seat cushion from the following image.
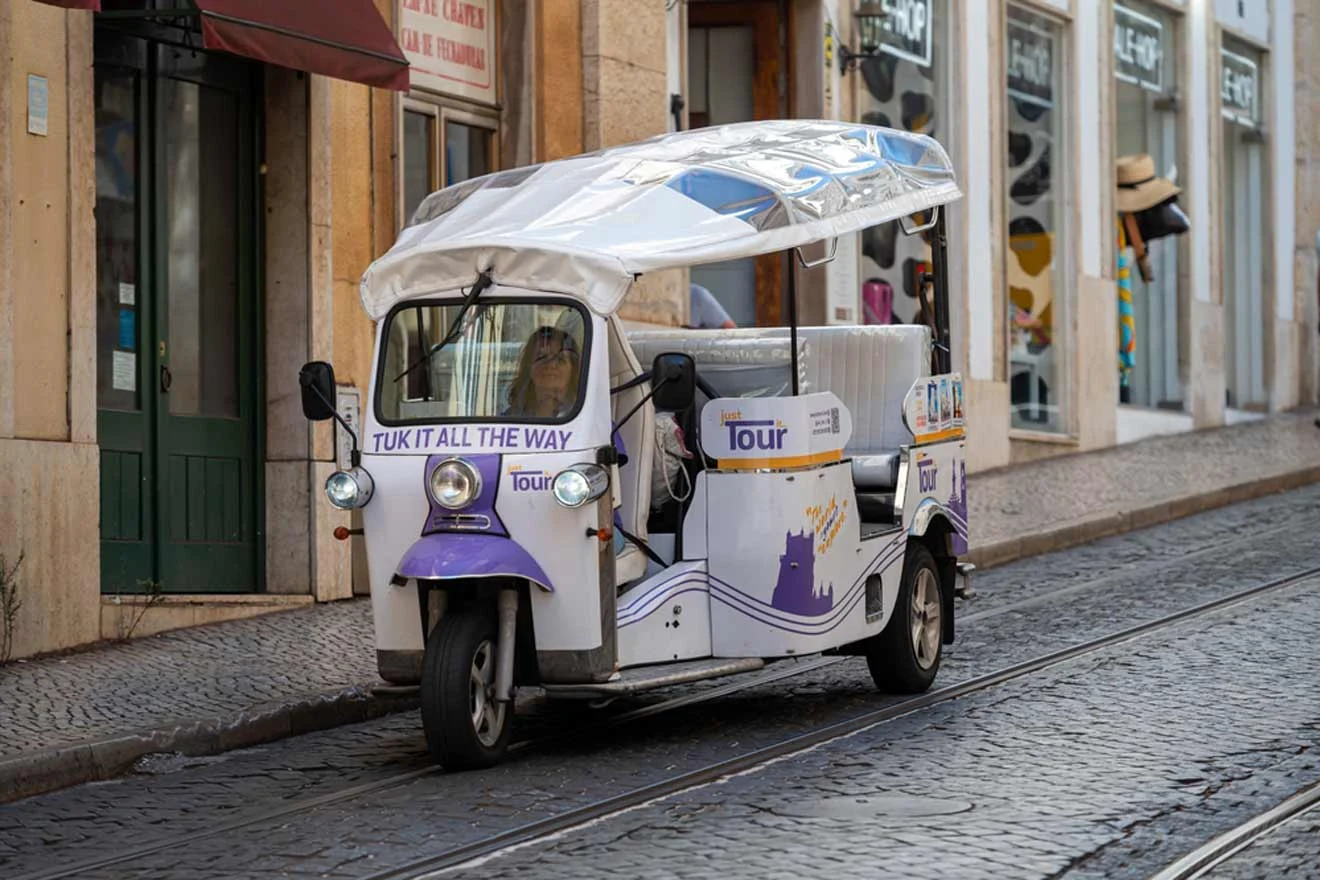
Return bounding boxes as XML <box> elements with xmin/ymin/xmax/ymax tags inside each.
<box><xmin>851</xmin><ymin>453</ymin><xmax>901</xmax><ymax>490</ymax></box>
<box><xmin>615</xmin><ymin>544</ymin><xmax>648</xmax><ymax>586</ymax></box>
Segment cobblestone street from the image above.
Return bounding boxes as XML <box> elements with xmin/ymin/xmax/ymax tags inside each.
<box><xmin>5</xmin><ymin>1</ymin><xmax>1320</xmax><ymax>878</ymax></box>
<box><xmin>3</xmin><ymin>485</ymin><xmax>1320</xmax><ymax>879</ymax></box>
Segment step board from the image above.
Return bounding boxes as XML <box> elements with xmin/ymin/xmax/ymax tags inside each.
<box><xmin>541</xmin><ymin>657</ymin><xmax>765</xmax><ymax>699</ymax></box>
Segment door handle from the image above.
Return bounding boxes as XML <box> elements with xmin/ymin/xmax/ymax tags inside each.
<box><xmin>160</xmin><ymin>364</ymin><xmax>172</xmax><ymax>393</ymax></box>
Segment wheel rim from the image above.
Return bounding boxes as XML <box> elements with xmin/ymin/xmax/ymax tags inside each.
<box><xmin>468</xmin><ymin>639</ymin><xmax>506</xmax><ymax>748</ymax></box>
<box><xmin>909</xmin><ymin>568</ymin><xmax>941</xmax><ymax>670</ymax></box>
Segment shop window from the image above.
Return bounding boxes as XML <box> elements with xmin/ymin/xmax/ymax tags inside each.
<box><xmin>1113</xmin><ymin>1</ymin><xmax>1183</xmax><ymax>410</ymax></box>
<box><xmin>1005</xmin><ymin>5</ymin><xmax>1068</xmax><ymax>433</ymax></box>
<box><xmin>401</xmin><ymin>102</ymin><xmax>497</xmax><ymax>225</ymax></box>
<box><xmin>444</xmin><ymin>119</ymin><xmax>492</xmax><ymax>186</ymax></box>
<box><xmin>1219</xmin><ymin>39</ymin><xmax>1267</xmax><ymax>411</ymax></box>
<box><xmin>856</xmin><ymin>0</ymin><xmax>948</xmax><ymax>329</ymax></box>
<box><xmin>403</xmin><ymin>108</ymin><xmax>436</xmax><ymax>224</ymax></box>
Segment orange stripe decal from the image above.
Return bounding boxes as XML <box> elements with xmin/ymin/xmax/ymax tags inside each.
<box><xmin>715</xmin><ymin>450</ymin><xmax>844</xmax><ymax>470</ymax></box>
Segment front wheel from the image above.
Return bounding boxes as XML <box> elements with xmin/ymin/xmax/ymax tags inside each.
<box><xmin>420</xmin><ymin>609</ymin><xmax>512</xmax><ymax>770</ymax></box>
<box><xmin>866</xmin><ymin>542</ymin><xmax>944</xmax><ymax>693</ymax></box>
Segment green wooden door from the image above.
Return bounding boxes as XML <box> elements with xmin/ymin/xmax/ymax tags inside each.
<box><xmin>95</xmin><ymin>33</ymin><xmax>261</xmax><ymax>594</ymax></box>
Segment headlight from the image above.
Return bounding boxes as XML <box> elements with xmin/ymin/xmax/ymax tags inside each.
<box><xmin>430</xmin><ymin>458</ymin><xmax>481</xmax><ymax>510</ymax></box>
<box><xmin>325</xmin><ymin>467</ymin><xmax>375</xmax><ymax>510</ymax></box>
<box><xmin>551</xmin><ymin>463</ymin><xmax>609</xmax><ymax>508</ymax></box>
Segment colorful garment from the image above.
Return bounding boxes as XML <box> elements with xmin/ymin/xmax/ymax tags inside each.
<box><xmin>1116</xmin><ymin>219</ymin><xmax>1135</xmax><ymax>390</ymax></box>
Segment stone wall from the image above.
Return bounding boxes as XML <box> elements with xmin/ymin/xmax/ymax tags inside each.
<box><xmin>582</xmin><ymin>0</ymin><xmax>687</xmax><ymax>327</ymax></box>
<box><xmin>0</xmin><ymin>4</ymin><xmax>101</xmax><ymax>660</ymax></box>
<box><xmin>1297</xmin><ymin>1</ymin><xmax>1320</xmax><ymax>406</ymax></box>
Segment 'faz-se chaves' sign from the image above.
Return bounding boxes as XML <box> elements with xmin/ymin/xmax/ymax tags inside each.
<box><xmin>400</xmin><ymin>0</ymin><xmax>496</xmax><ymax>105</ymax></box>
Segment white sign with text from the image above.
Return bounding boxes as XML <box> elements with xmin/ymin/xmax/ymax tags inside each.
<box><xmin>400</xmin><ymin>0</ymin><xmax>496</xmax><ymax>105</ymax></box>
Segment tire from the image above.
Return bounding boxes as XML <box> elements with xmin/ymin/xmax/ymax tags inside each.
<box><xmin>867</xmin><ymin>542</ymin><xmax>944</xmax><ymax>694</ymax></box>
<box><xmin>420</xmin><ymin>609</ymin><xmax>512</xmax><ymax>770</ymax></box>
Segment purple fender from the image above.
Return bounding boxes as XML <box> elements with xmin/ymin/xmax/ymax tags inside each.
<box><xmin>396</xmin><ymin>533</ymin><xmax>555</xmax><ymax>592</ymax></box>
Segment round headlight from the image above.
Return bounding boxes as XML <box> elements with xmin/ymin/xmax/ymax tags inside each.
<box><xmin>325</xmin><ymin>467</ymin><xmax>374</xmax><ymax>510</ymax></box>
<box><xmin>430</xmin><ymin>458</ymin><xmax>481</xmax><ymax>510</ymax></box>
<box><xmin>552</xmin><ymin>463</ymin><xmax>609</xmax><ymax>509</ymax></box>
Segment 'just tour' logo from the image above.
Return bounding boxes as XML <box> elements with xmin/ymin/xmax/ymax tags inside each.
<box><xmin>509</xmin><ymin>466</ymin><xmax>551</xmax><ymax>493</ymax></box>
<box><xmin>917</xmin><ymin>458</ymin><xmax>938</xmax><ymax>493</ymax></box>
<box><xmin>720</xmin><ymin>410</ymin><xmax>788</xmax><ymax>452</ymax></box>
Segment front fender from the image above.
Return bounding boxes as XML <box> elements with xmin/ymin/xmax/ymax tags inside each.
<box><xmin>907</xmin><ymin>498</ymin><xmax>950</xmax><ymax>540</ymax></box>
<box><xmin>397</xmin><ymin>533</ymin><xmax>554</xmax><ymax>592</ymax></box>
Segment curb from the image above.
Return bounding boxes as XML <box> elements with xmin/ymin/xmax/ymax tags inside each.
<box><xmin>7</xmin><ymin>463</ymin><xmax>1320</xmax><ymax>805</ymax></box>
<box><xmin>965</xmin><ymin>464</ymin><xmax>1320</xmax><ymax>572</ymax></box>
<box><xmin>0</xmin><ymin>684</ymin><xmax>418</xmax><ymax>805</ymax></box>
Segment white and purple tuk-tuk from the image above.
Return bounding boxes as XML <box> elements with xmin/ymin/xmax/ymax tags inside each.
<box><xmin>298</xmin><ymin>120</ymin><xmax>972</xmax><ymax>769</ymax></box>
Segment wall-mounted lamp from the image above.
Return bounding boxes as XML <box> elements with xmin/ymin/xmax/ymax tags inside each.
<box><xmin>838</xmin><ymin>3</ymin><xmax>887</xmax><ymax>74</ymax></box>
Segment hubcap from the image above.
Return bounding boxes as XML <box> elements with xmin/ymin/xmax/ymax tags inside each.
<box><xmin>468</xmin><ymin>639</ymin><xmax>506</xmax><ymax>748</ymax></box>
<box><xmin>910</xmin><ymin>569</ymin><xmax>941</xmax><ymax>670</ymax></box>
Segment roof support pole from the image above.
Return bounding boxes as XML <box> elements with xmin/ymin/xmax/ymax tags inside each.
<box><xmin>932</xmin><ymin>209</ymin><xmax>952</xmax><ymax>375</ymax></box>
<box><xmin>787</xmin><ymin>254</ymin><xmax>801</xmax><ymax>395</ymax></box>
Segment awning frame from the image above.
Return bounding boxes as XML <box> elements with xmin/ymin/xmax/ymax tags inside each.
<box><xmin>96</xmin><ymin>6</ymin><xmax>408</xmax><ymax>68</ymax></box>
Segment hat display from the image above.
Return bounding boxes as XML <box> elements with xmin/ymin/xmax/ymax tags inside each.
<box><xmin>1115</xmin><ymin>153</ymin><xmax>1181</xmax><ymax>214</ymax></box>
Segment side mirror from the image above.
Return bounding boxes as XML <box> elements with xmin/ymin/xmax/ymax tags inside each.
<box><xmin>299</xmin><ymin>361</ymin><xmax>337</xmax><ymax>421</ymax></box>
<box><xmin>650</xmin><ymin>352</ymin><xmax>696</xmax><ymax>412</ymax></box>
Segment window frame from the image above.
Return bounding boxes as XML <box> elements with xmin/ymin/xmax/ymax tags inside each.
<box><xmin>1111</xmin><ymin>0</ymin><xmax>1190</xmax><ymax>411</ymax></box>
<box><xmin>399</xmin><ymin>97</ymin><xmax>500</xmax><ymax>229</ymax></box>
<box><xmin>1002</xmin><ymin>0</ymin><xmax>1077</xmax><ymax>440</ymax></box>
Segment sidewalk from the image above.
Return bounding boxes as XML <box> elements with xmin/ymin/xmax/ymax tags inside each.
<box><xmin>3</xmin><ymin>410</ymin><xmax>1319</xmax><ymax>803</ymax></box>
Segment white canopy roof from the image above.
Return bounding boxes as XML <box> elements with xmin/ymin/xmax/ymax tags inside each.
<box><xmin>360</xmin><ymin>119</ymin><xmax>962</xmax><ymax>320</ymax></box>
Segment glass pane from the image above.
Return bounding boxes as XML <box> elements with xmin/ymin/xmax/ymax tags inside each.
<box><xmin>683</xmin><ymin>24</ymin><xmax>757</xmax><ymax>322</ymax></box>
<box><xmin>1006</xmin><ymin>6</ymin><xmax>1066</xmax><ymax>432</ymax></box>
<box><xmin>378</xmin><ymin>301</ymin><xmax>588</xmax><ymax>424</ymax></box>
<box><xmin>404</xmin><ymin>109</ymin><xmax>435</xmax><ymax>222</ymax></box>
<box><xmin>1220</xmin><ymin>40</ymin><xmax>1266</xmax><ymax>410</ymax></box>
<box><xmin>443</xmin><ymin>120</ymin><xmax>492</xmax><ymax>187</ymax></box>
<box><xmin>857</xmin><ymin>0</ymin><xmax>946</xmax><ymax>327</ymax></box>
<box><xmin>1113</xmin><ymin>0</ymin><xmax>1181</xmax><ymax>408</ymax></box>
<box><xmin>95</xmin><ymin>68</ymin><xmax>141</xmax><ymax>412</ymax></box>
<box><xmin>162</xmin><ymin>78</ymin><xmax>239</xmax><ymax>418</ymax></box>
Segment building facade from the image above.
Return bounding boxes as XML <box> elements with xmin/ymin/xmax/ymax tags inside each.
<box><xmin>1</xmin><ymin>0</ymin><xmax>1316</xmax><ymax>661</ymax></box>
<box><xmin>669</xmin><ymin>0</ymin><xmax>1318</xmax><ymax>470</ymax></box>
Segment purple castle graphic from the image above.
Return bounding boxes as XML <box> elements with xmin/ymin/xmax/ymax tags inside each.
<box><xmin>947</xmin><ymin>460</ymin><xmax>969</xmax><ymax>556</ymax></box>
<box><xmin>770</xmin><ymin>530</ymin><xmax>834</xmax><ymax>616</ymax></box>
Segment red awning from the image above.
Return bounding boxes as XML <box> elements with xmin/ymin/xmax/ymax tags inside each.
<box><xmin>27</xmin><ymin>1</ymin><xmax>410</xmax><ymax>91</ymax></box>
<box><xmin>194</xmin><ymin>0</ymin><xmax>410</xmax><ymax>91</ymax></box>
<box><xmin>32</xmin><ymin>0</ymin><xmax>102</xmax><ymax>9</ymax></box>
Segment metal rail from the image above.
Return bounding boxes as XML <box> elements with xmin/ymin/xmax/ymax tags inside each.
<box><xmin>1146</xmin><ymin>780</ymin><xmax>1320</xmax><ymax>880</ymax></box>
<box><xmin>358</xmin><ymin>565</ymin><xmax>1320</xmax><ymax>880</ymax></box>
<box><xmin>7</xmin><ymin>656</ymin><xmax>839</xmax><ymax>880</ymax></box>
<box><xmin>17</xmin><ymin>558</ymin><xmax>1319</xmax><ymax>880</ymax></box>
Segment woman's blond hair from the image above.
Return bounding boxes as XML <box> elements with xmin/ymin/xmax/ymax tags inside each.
<box><xmin>506</xmin><ymin>325</ymin><xmax>581</xmax><ymax>416</ymax></box>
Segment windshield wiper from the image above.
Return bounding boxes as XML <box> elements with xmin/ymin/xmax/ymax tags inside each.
<box><xmin>393</xmin><ymin>271</ymin><xmax>493</xmax><ymax>385</ymax></box>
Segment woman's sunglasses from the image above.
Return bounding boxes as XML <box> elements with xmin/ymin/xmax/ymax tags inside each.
<box><xmin>533</xmin><ymin>349</ymin><xmax>578</xmax><ymax>367</ymax></box>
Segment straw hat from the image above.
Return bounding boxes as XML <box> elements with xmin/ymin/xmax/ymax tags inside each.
<box><xmin>1116</xmin><ymin>153</ymin><xmax>1180</xmax><ymax>214</ymax></box>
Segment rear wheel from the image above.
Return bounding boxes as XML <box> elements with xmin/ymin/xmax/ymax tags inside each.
<box><xmin>420</xmin><ymin>609</ymin><xmax>512</xmax><ymax>770</ymax></box>
<box><xmin>867</xmin><ymin>542</ymin><xmax>943</xmax><ymax>693</ymax></box>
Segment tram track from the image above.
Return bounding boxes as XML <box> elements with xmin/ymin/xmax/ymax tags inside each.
<box><xmin>11</xmin><ymin>557</ymin><xmax>1320</xmax><ymax>880</ymax></box>
<box><xmin>355</xmin><ymin>564</ymin><xmax>1320</xmax><ymax>880</ymax></box>
<box><xmin>1147</xmin><ymin>780</ymin><xmax>1320</xmax><ymax>880</ymax></box>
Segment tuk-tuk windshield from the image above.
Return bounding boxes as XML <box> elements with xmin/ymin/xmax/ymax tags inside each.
<box><xmin>378</xmin><ymin>300</ymin><xmax>589</xmax><ymax>424</ymax></box>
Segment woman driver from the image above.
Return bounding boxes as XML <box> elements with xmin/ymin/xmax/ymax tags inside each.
<box><xmin>505</xmin><ymin>326</ymin><xmax>581</xmax><ymax>418</ymax></box>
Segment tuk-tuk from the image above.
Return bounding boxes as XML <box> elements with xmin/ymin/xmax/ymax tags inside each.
<box><xmin>298</xmin><ymin>120</ymin><xmax>972</xmax><ymax>769</ymax></box>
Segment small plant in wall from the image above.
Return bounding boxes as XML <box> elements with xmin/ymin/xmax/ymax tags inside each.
<box><xmin>114</xmin><ymin>579</ymin><xmax>167</xmax><ymax>643</ymax></box>
<box><xmin>0</xmin><ymin>551</ymin><xmax>23</xmax><ymax>666</ymax></box>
